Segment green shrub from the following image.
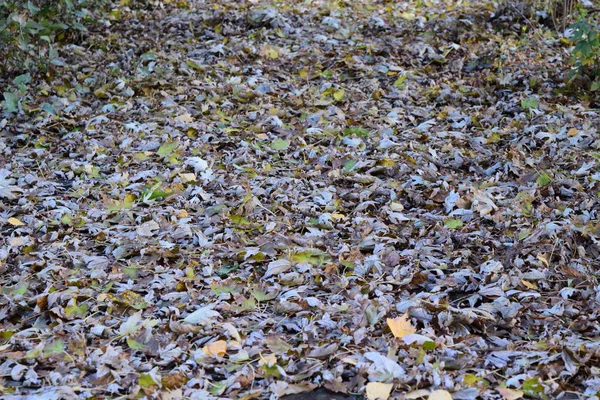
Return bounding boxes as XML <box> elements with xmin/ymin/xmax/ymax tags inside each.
<box><xmin>0</xmin><ymin>0</ymin><xmax>106</xmax><ymax>76</ymax></box>
<box><xmin>568</xmin><ymin>18</ymin><xmax>600</xmax><ymax>90</ymax></box>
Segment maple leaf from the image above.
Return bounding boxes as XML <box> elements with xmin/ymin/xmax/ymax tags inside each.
<box><xmin>387</xmin><ymin>313</ymin><xmax>416</xmax><ymax>339</ymax></box>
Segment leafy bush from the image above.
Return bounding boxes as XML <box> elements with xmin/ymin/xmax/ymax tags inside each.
<box><xmin>0</xmin><ymin>0</ymin><xmax>106</xmax><ymax>76</ymax></box>
<box><xmin>568</xmin><ymin>18</ymin><xmax>600</xmax><ymax>90</ymax></box>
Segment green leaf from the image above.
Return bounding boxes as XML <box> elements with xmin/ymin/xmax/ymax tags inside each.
<box><xmin>343</xmin><ymin>159</ymin><xmax>357</xmax><ymax>173</ymax></box>
<box><xmin>521</xmin><ymin>97</ymin><xmax>538</xmax><ymax>111</ymax></box>
<box><xmin>211</xmin><ymin>284</ymin><xmax>238</xmax><ymax>295</ymax></box>
<box><xmin>65</xmin><ymin>303</ymin><xmax>88</xmax><ymax>319</ymax></box>
<box><xmin>208</xmin><ymin>380</ymin><xmax>228</xmax><ymax>395</ymax></box>
<box><xmin>43</xmin><ymin>340</ymin><xmax>64</xmax><ymax>358</ymax></box>
<box><xmin>157</xmin><ymin>141</ymin><xmax>178</xmax><ymax>158</ymax></box>
<box><xmin>518</xmin><ymin>229</ymin><xmax>531</xmax><ymax>241</ymax></box>
<box><xmin>141</xmin><ymin>51</ymin><xmax>157</xmax><ymax>61</ymax></box>
<box><xmin>139</xmin><ymin>373</ymin><xmax>157</xmax><ymax>388</ymax></box>
<box><xmin>216</xmin><ymin>264</ymin><xmax>239</xmax><ymax>277</ymax></box>
<box><xmin>536</xmin><ymin>172</ymin><xmax>552</xmax><ymax>186</ymax></box>
<box><xmin>271</xmin><ymin>139</ymin><xmax>290</xmax><ymax>151</ymax></box>
<box><xmin>186</xmin><ymin>59</ymin><xmax>205</xmax><ymax>71</ymax></box>
<box><xmin>290</xmin><ymin>250</ymin><xmax>331</xmax><ymax>265</ymax></box>
<box><xmin>321</xmin><ymin>70</ymin><xmax>333</xmax><ymax>79</ymax></box>
<box><xmin>0</xmin><ymin>330</ymin><xmax>14</xmax><ymax>343</ymax></box>
<box><xmin>251</xmin><ymin>289</ymin><xmax>277</xmax><ymax>302</ymax></box>
<box><xmin>343</xmin><ymin>127</ymin><xmax>370</xmax><ymax>137</ymax></box>
<box><xmin>422</xmin><ymin>340</ymin><xmax>436</xmax><ymax>351</ymax></box>
<box><xmin>229</xmin><ymin>214</ymin><xmax>251</xmax><ymax>226</ymax></box>
<box><xmin>127</xmin><ymin>337</ymin><xmax>147</xmax><ymax>350</ymax></box>
<box><xmin>333</xmin><ymin>89</ymin><xmax>345</xmax><ymax>101</ymax></box>
<box><xmin>26</xmin><ymin>346</ymin><xmax>43</xmax><ymax>360</ymax></box>
<box><xmin>522</xmin><ymin>377</ymin><xmax>544</xmax><ymax>397</ymax></box>
<box><xmin>393</xmin><ymin>75</ymin><xmax>407</xmax><ymax>89</ymax></box>
<box><xmin>2</xmin><ymin>92</ymin><xmax>19</xmax><ymax>113</ymax></box>
<box><xmin>13</xmin><ymin>73</ymin><xmax>31</xmax><ymax>87</ymax></box>
<box><xmin>41</xmin><ymin>103</ymin><xmax>57</xmax><ymax>115</ymax></box>
<box><xmin>445</xmin><ymin>219</ymin><xmax>463</xmax><ymax>229</ymax></box>
<box><xmin>3</xmin><ymin>282</ymin><xmax>28</xmax><ymax>297</ymax></box>
<box><xmin>592</xmin><ymin>80</ymin><xmax>600</xmax><ymax>91</ymax></box>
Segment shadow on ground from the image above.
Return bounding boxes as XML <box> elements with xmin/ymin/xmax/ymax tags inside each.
<box><xmin>281</xmin><ymin>388</ymin><xmax>362</xmax><ymax>400</ymax></box>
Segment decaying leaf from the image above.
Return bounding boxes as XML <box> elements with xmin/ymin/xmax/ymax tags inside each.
<box><xmin>3</xmin><ymin>0</ymin><xmax>599</xmax><ymax>398</ymax></box>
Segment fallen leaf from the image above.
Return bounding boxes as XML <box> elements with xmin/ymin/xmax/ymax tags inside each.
<box><xmin>271</xmin><ymin>139</ymin><xmax>290</xmax><ymax>151</ymax></box>
<box><xmin>203</xmin><ymin>340</ymin><xmax>227</xmax><ymax>357</ymax></box>
<box><xmin>406</xmin><ymin>389</ymin><xmax>431</xmax><ymax>399</ymax></box>
<box><xmin>366</xmin><ymin>382</ymin><xmax>394</xmax><ymax>400</ymax></box>
<box><xmin>497</xmin><ymin>388</ymin><xmax>524</xmax><ymax>400</ymax></box>
<box><xmin>402</xmin><ymin>333</ymin><xmax>434</xmax><ymax>346</ymax></box>
<box><xmin>264</xmin><ymin>259</ymin><xmax>292</xmax><ymax>278</ymax></box>
<box><xmin>184</xmin><ymin>305</ymin><xmax>221</xmax><ymax>325</ymax></box>
<box><xmin>7</xmin><ymin>217</ymin><xmax>25</xmax><ymax>226</ymax></box>
<box><xmin>428</xmin><ymin>390</ymin><xmax>452</xmax><ymax>400</ymax></box>
<box><xmin>136</xmin><ymin>220</ymin><xmax>160</xmax><ymax>237</ymax></box>
<box><xmin>387</xmin><ymin>313</ymin><xmax>416</xmax><ymax>339</ymax></box>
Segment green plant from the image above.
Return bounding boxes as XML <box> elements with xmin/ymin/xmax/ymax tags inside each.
<box><xmin>568</xmin><ymin>18</ymin><xmax>600</xmax><ymax>90</ymax></box>
<box><xmin>0</xmin><ymin>0</ymin><xmax>106</xmax><ymax>77</ymax></box>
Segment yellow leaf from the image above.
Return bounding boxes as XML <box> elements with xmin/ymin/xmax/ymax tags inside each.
<box><xmin>107</xmin><ymin>290</ymin><xmax>148</xmax><ymax>310</ymax></box>
<box><xmin>258</xmin><ymin>353</ymin><xmax>277</xmax><ymax>367</ymax></box>
<box><xmin>366</xmin><ymin>382</ymin><xmax>393</xmax><ymax>400</ymax></box>
<box><xmin>179</xmin><ymin>173</ymin><xmax>196</xmax><ymax>183</ymax></box>
<box><xmin>333</xmin><ymin>89</ymin><xmax>345</xmax><ymax>101</ymax></box>
<box><xmin>497</xmin><ymin>388</ymin><xmax>524</xmax><ymax>400</ymax></box>
<box><xmin>428</xmin><ymin>390</ymin><xmax>453</xmax><ymax>400</ymax></box>
<box><xmin>263</xmin><ymin>46</ymin><xmax>279</xmax><ymax>59</ymax></box>
<box><xmin>567</xmin><ymin>128</ymin><xmax>578</xmax><ymax>137</ymax></box>
<box><xmin>330</xmin><ymin>213</ymin><xmax>345</xmax><ymax>220</ymax></box>
<box><xmin>521</xmin><ymin>280</ymin><xmax>538</xmax><ymax>290</ymax></box>
<box><xmin>203</xmin><ymin>340</ymin><xmax>227</xmax><ymax>357</ymax></box>
<box><xmin>387</xmin><ymin>313</ymin><xmax>416</xmax><ymax>339</ymax></box>
<box><xmin>7</xmin><ymin>217</ymin><xmax>25</xmax><ymax>226</ymax></box>
<box><xmin>177</xmin><ymin>209</ymin><xmax>189</xmax><ymax>218</ymax></box>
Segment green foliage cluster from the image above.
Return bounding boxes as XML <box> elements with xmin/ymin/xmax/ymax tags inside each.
<box><xmin>0</xmin><ymin>0</ymin><xmax>105</xmax><ymax>75</ymax></box>
<box><xmin>568</xmin><ymin>17</ymin><xmax>600</xmax><ymax>90</ymax></box>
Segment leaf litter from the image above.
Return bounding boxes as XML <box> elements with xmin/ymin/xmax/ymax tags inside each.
<box><xmin>1</xmin><ymin>0</ymin><xmax>600</xmax><ymax>399</ymax></box>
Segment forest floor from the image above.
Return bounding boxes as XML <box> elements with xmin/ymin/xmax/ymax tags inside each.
<box><xmin>2</xmin><ymin>0</ymin><xmax>600</xmax><ymax>399</ymax></box>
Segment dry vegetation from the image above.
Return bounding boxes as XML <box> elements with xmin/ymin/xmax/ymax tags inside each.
<box><xmin>1</xmin><ymin>0</ymin><xmax>600</xmax><ymax>399</ymax></box>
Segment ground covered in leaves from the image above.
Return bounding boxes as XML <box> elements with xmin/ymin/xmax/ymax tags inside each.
<box><xmin>2</xmin><ymin>0</ymin><xmax>600</xmax><ymax>399</ymax></box>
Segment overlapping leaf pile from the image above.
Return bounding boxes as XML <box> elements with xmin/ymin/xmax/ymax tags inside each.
<box><xmin>2</xmin><ymin>0</ymin><xmax>600</xmax><ymax>399</ymax></box>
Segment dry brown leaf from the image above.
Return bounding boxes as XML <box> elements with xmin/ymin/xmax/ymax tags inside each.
<box><xmin>168</xmin><ymin>318</ymin><xmax>201</xmax><ymax>334</ymax></box>
<box><xmin>162</xmin><ymin>372</ymin><xmax>188</xmax><ymax>389</ymax></box>
<box><xmin>365</xmin><ymin>382</ymin><xmax>394</xmax><ymax>400</ymax></box>
<box><xmin>203</xmin><ymin>340</ymin><xmax>227</xmax><ymax>357</ymax></box>
<box><xmin>387</xmin><ymin>313</ymin><xmax>416</xmax><ymax>339</ymax></box>
<box><xmin>521</xmin><ymin>280</ymin><xmax>538</xmax><ymax>290</ymax></box>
